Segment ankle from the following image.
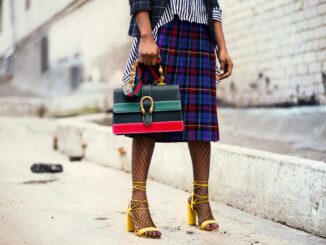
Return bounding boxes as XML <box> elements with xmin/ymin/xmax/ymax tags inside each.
<box><xmin>193</xmin><ymin>181</ymin><xmax>209</xmax><ymax>196</ymax></box>
<box><xmin>131</xmin><ymin>190</ymin><xmax>147</xmax><ymax>200</ymax></box>
<box><xmin>131</xmin><ymin>181</ymin><xmax>147</xmax><ymax>199</ymax></box>
<box><xmin>194</xmin><ymin>186</ymin><xmax>208</xmax><ymax>195</ymax></box>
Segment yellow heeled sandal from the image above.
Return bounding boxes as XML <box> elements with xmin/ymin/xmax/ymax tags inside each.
<box><xmin>187</xmin><ymin>181</ymin><xmax>219</xmax><ymax>231</ymax></box>
<box><xmin>126</xmin><ymin>181</ymin><xmax>161</xmax><ymax>238</ymax></box>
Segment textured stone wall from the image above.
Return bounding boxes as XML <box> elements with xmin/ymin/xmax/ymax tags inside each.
<box><xmin>217</xmin><ymin>0</ymin><xmax>326</xmax><ymax>107</ymax></box>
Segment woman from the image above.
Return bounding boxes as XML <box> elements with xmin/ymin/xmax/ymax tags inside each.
<box><xmin>122</xmin><ymin>0</ymin><xmax>233</xmax><ymax>239</ymax></box>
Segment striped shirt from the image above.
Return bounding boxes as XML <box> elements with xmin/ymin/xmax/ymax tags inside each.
<box><xmin>122</xmin><ymin>0</ymin><xmax>223</xmax><ymax>86</ymax></box>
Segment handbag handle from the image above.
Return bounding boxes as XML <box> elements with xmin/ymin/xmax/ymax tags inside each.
<box><xmin>128</xmin><ymin>59</ymin><xmax>166</xmax><ymax>87</ymax></box>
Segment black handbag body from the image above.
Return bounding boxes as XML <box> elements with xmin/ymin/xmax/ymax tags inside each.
<box><xmin>112</xmin><ymin>83</ymin><xmax>184</xmax><ymax>135</ymax></box>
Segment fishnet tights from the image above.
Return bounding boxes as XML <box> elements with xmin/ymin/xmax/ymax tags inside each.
<box><xmin>130</xmin><ymin>136</ymin><xmax>161</xmax><ymax>237</ymax></box>
<box><xmin>129</xmin><ymin>136</ymin><xmax>217</xmax><ymax>235</ymax></box>
<box><xmin>187</xmin><ymin>140</ymin><xmax>219</xmax><ymax>230</ymax></box>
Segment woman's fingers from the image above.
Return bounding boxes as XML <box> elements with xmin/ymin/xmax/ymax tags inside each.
<box><xmin>219</xmin><ymin>60</ymin><xmax>225</xmax><ymax>76</ymax></box>
<box><xmin>139</xmin><ymin>53</ymin><xmax>159</xmax><ymax>66</ymax></box>
<box><xmin>139</xmin><ymin>42</ymin><xmax>160</xmax><ymax>66</ymax></box>
<box><xmin>217</xmin><ymin>49</ymin><xmax>233</xmax><ymax>80</ymax></box>
<box><xmin>151</xmin><ymin>55</ymin><xmax>157</xmax><ymax>66</ymax></box>
<box><xmin>216</xmin><ymin>74</ymin><xmax>222</xmax><ymax>81</ymax></box>
<box><xmin>157</xmin><ymin>48</ymin><xmax>161</xmax><ymax>62</ymax></box>
<box><xmin>138</xmin><ymin>37</ymin><xmax>160</xmax><ymax>66</ymax></box>
<box><xmin>218</xmin><ymin>58</ymin><xmax>233</xmax><ymax>80</ymax></box>
<box><xmin>144</xmin><ymin>54</ymin><xmax>152</xmax><ymax>66</ymax></box>
<box><xmin>221</xmin><ymin>59</ymin><xmax>233</xmax><ymax>79</ymax></box>
<box><xmin>226</xmin><ymin>59</ymin><xmax>233</xmax><ymax>77</ymax></box>
<box><xmin>217</xmin><ymin>60</ymin><xmax>226</xmax><ymax>80</ymax></box>
<box><xmin>150</xmin><ymin>48</ymin><xmax>160</xmax><ymax>65</ymax></box>
<box><xmin>144</xmin><ymin>55</ymin><xmax>150</xmax><ymax>66</ymax></box>
<box><xmin>138</xmin><ymin>55</ymin><xmax>144</xmax><ymax>64</ymax></box>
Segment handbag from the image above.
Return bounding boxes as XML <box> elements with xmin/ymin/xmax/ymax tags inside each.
<box><xmin>112</xmin><ymin>60</ymin><xmax>184</xmax><ymax>135</ymax></box>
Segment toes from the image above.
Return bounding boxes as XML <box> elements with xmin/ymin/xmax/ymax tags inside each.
<box><xmin>155</xmin><ymin>231</ymin><xmax>161</xmax><ymax>238</ymax></box>
<box><xmin>208</xmin><ymin>223</ymin><xmax>218</xmax><ymax>230</ymax></box>
<box><xmin>139</xmin><ymin>230</ymin><xmax>161</xmax><ymax>238</ymax></box>
<box><xmin>205</xmin><ymin>224</ymin><xmax>216</xmax><ymax>231</ymax></box>
<box><xmin>206</xmin><ymin>224</ymin><xmax>213</xmax><ymax>230</ymax></box>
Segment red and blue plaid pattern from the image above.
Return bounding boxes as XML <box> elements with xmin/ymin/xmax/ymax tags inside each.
<box><xmin>125</xmin><ymin>16</ymin><xmax>219</xmax><ymax>142</ymax></box>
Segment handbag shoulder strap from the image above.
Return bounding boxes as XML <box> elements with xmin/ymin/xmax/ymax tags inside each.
<box><xmin>139</xmin><ymin>62</ymin><xmax>162</xmax><ymax>83</ymax></box>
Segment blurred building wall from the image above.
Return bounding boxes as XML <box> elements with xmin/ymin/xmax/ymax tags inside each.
<box><xmin>0</xmin><ymin>0</ymin><xmax>74</xmax><ymax>54</ymax></box>
<box><xmin>218</xmin><ymin>0</ymin><xmax>326</xmax><ymax>106</ymax></box>
<box><xmin>48</xmin><ymin>0</ymin><xmax>130</xmax><ymax>89</ymax></box>
<box><xmin>1</xmin><ymin>0</ymin><xmax>325</xmax><ymax>106</ymax></box>
<box><xmin>0</xmin><ymin>0</ymin><xmax>130</xmax><ymax>96</ymax></box>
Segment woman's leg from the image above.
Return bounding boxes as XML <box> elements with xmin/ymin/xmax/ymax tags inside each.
<box><xmin>187</xmin><ymin>140</ymin><xmax>219</xmax><ymax>230</ymax></box>
<box><xmin>130</xmin><ymin>135</ymin><xmax>161</xmax><ymax>237</ymax></box>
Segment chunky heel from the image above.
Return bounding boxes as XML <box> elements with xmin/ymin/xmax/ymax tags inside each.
<box><xmin>126</xmin><ymin>207</ymin><xmax>134</xmax><ymax>232</ymax></box>
<box><xmin>187</xmin><ymin>202</ymin><xmax>196</xmax><ymax>225</ymax></box>
<box><xmin>187</xmin><ymin>181</ymin><xmax>219</xmax><ymax>231</ymax></box>
<box><xmin>126</xmin><ymin>181</ymin><xmax>161</xmax><ymax>238</ymax></box>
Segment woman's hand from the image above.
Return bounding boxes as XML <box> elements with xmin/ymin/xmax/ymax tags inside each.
<box><xmin>135</xmin><ymin>11</ymin><xmax>160</xmax><ymax>66</ymax></box>
<box><xmin>139</xmin><ymin>35</ymin><xmax>160</xmax><ymax>66</ymax></box>
<box><xmin>217</xmin><ymin>48</ymin><xmax>233</xmax><ymax>80</ymax></box>
<box><xmin>213</xmin><ymin>21</ymin><xmax>233</xmax><ymax>80</ymax></box>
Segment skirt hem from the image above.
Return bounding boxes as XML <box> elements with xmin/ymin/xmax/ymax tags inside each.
<box><xmin>122</xmin><ymin>134</ymin><xmax>220</xmax><ymax>143</ymax></box>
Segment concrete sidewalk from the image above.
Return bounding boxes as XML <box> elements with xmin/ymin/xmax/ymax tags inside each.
<box><xmin>0</xmin><ymin>117</ymin><xmax>325</xmax><ymax>245</ymax></box>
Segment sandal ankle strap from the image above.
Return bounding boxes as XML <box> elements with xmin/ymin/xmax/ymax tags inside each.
<box><xmin>132</xmin><ymin>181</ymin><xmax>146</xmax><ymax>192</ymax></box>
<box><xmin>193</xmin><ymin>181</ymin><xmax>209</xmax><ymax>188</ymax></box>
<box><xmin>191</xmin><ymin>181</ymin><xmax>209</xmax><ymax>207</ymax></box>
<box><xmin>129</xmin><ymin>199</ymin><xmax>148</xmax><ymax>211</ymax></box>
<box><xmin>130</xmin><ymin>182</ymin><xmax>148</xmax><ymax>212</ymax></box>
<box><xmin>191</xmin><ymin>192</ymin><xmax>209</xmax><ymax>206</ymax></box>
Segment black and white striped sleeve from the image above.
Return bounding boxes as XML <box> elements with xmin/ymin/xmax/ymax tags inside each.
<box><xmin>212</xmin><ymin>7</ymin><xmax>222</xmax><ymax>22</ymax></box>
<box><xmin>212</xmin><ymin>0</ymin><xmax>222</xmax><ymax>22</ymax></box>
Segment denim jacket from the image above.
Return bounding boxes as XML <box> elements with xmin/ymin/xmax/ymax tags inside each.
<box><xmin>128</xmin><ymin>0</ymin><xmax>221</xmax><ymax>40</ymax></box>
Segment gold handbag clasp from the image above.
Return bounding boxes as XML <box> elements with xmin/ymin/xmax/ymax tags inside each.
<box><xmin>153</xmin><ymin>65</ymin><xmax>166</xmax><ymax>86</ymax></box>
<box><xmin>140</xmin><ymin>96</ymin><xmax>154</xmax><ymax>115</ymax></box>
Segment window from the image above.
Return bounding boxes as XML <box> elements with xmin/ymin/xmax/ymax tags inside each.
<box><xmin>25</xmin><ymin>0</ymin><xmax>30</xmax><ymax>10</ymax></box>
<box><xmin>41</xmin><ymin>35</ymin><xmax>49</xmax><ymax>73</ymax></box>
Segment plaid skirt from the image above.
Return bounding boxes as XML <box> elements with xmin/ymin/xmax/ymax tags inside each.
<box><xmin>124</xmin><ymin>16</ymin><xmax>220</xmax><ymax>142</ymax></box>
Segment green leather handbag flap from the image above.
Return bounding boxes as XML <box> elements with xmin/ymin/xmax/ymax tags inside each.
<box><xmin>113</xmin><ymin>100</ymin><xmax>181</xmax><ymax>113</ymax></box>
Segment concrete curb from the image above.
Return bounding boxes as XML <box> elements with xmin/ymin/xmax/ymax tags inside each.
<box><xmin>54</xmin><ymin>114</ymin><xmax>326</xmax><ymax>237</ymax></box>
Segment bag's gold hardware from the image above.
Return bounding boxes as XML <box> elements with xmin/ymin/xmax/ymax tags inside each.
<box><xmin>140</xmin><ymin>96</ymin><xmax>154</xmax><ymax>115</ymax></box>
<box><xmin>128</xmin><ymin>60</ymin><xmax>139</xmax><ymax>87</ymax></box>
<box><xmin>128</xmin><ymin>59</ymin><xmax>166</xmax><ymax>87</ymax></box>
<box><xmin>153</xmin><ymin>65</ymin><xmax>166</xmax><ymax>86</ymax></box>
